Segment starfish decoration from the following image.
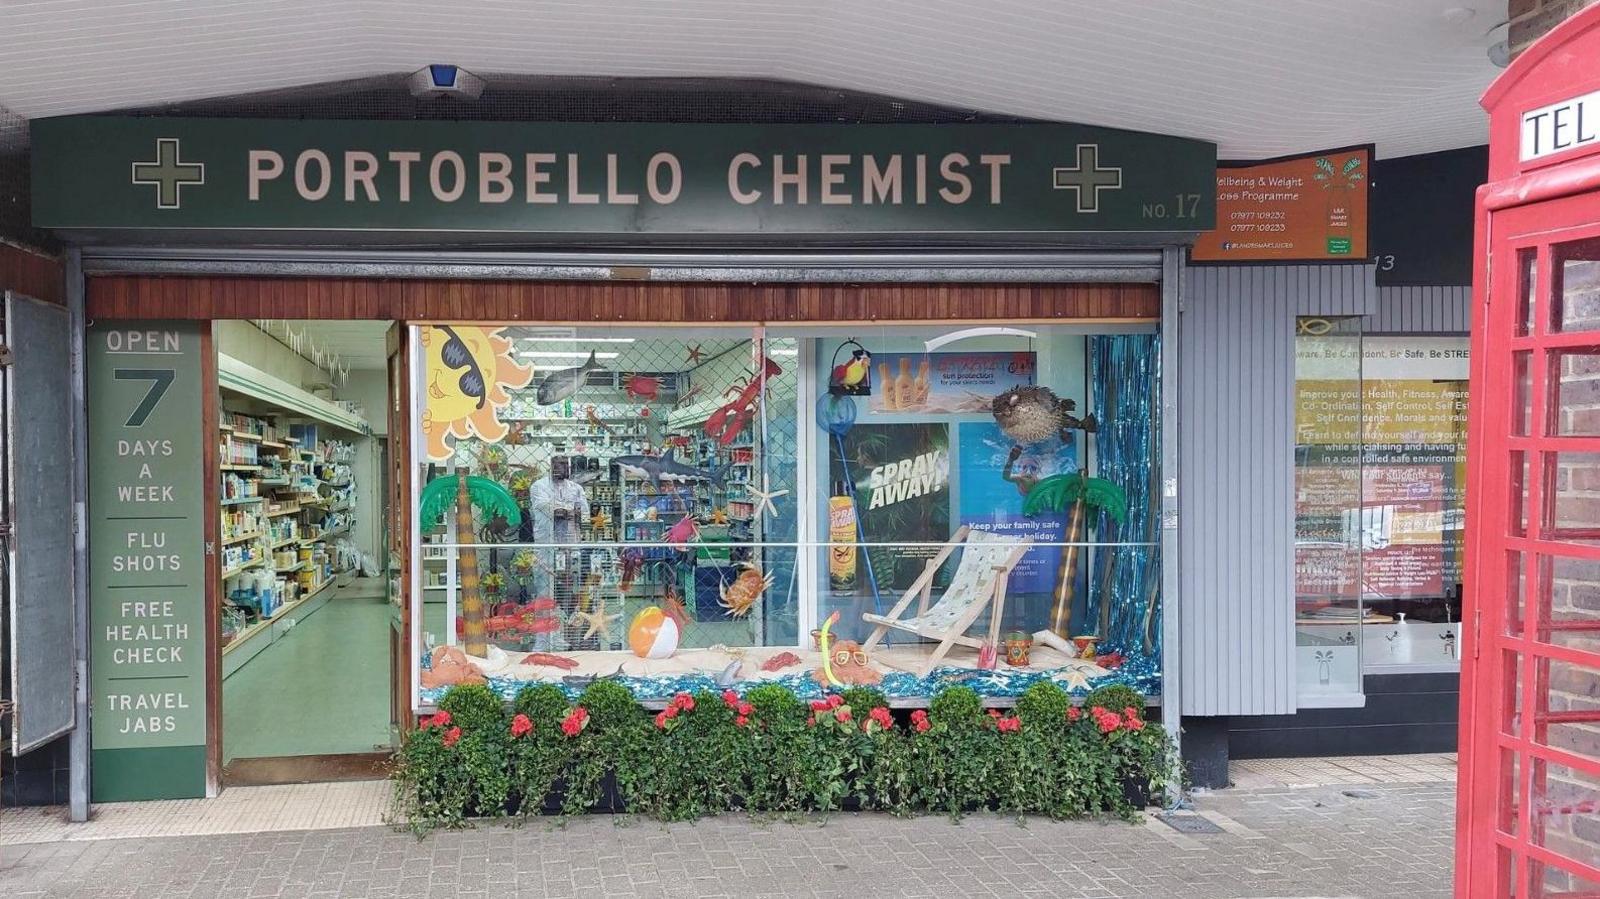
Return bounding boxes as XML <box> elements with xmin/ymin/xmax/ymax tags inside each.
<box><xmin>573</xmin><ymin>607</ymin><xmax>621</xmax><ymax>642</ymax></box>
<box><xmin>748</xmin><ymin>472</ymin><xmax>790</xmax><ymax>521</ymax></box>
<box><xmin>686</xmin><ymin>344</ymin><xmax>705</xmax><ymax>366</ymax></box>
<box><xmin>1049</xmin><ymin>661</ymin><xmax>1098</xmax><ymax>691</ymax></box>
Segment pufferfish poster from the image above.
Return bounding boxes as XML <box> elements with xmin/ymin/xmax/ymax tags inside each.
<box><xmin>421</xmin><ymin>325</ymin><xmax>535</xmax><ymax>461</ymax></box>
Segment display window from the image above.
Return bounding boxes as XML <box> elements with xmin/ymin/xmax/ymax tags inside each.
<box><xmin>1294</xmin><ymin>318</ymin><xmax>1468</xmax><ymax>698</ymax></box>
<box><xmin>410</xmin><ymin>322</ymin><xmax>1162</xmax><ymax>705</ymax></box>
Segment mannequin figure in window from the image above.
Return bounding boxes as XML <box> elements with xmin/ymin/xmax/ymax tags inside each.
<box><xmin>528</xmin><ymin>455</ymin><xmax>590</xmax><ymax>603</ymax></box>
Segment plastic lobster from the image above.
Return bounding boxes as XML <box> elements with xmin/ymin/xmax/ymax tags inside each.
<box><xmin>704</xmin><ymin>357</ymin><xmax>783</xmax><ymax>446</ymax></box>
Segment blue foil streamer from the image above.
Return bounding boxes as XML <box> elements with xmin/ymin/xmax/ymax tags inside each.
<box><xmin>1088</xmin><ymin>334</ymin><xmax>1162</xmax><ymax>694</ymax></box>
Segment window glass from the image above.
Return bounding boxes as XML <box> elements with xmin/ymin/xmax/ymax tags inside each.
<box><xmin>1358</xmin><ymin>336</ymin><xmax>1467</xmax><ymax>670</ymax></box>
<box><xmin>1294</xmin><ymin>322</ymin><xmax>1468</xmax><ymax>694</ymax></box>
<box><xmin>411</xmin><ymin>323</ymin><xmax>1162</xmax><ymax>706</ymax></box>
<box><xmin>1294</xmin><ymin>317</ymin><xmax>1365</xmax><ymax>696</ymax></box>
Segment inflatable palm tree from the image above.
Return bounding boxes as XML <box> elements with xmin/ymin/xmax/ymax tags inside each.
<box><xmin>1022</xmin><ymin>470</ymin><xmax>1126</xmax><ymax>641</ymax></box>
<box><xmin>420</xmin><ymin>472</ymin><xmax>522</xmax><ymax>657</ymax></box>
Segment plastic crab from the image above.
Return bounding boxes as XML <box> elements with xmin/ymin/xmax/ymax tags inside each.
<box><xmin>718</xmin><ymin>563</ymin><xmax>773</xmax><ymax>618</ymax></box>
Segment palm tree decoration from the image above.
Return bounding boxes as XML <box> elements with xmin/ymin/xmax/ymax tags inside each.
<box><xmin>1022</xmin><ymin>469</ymin><xmax>1127</xmax><ymax>641</ymax></box>
<box><xmin>420</xmin><ymin>472</ymin><xmax>522</xmax><ymax>657</ymax></box>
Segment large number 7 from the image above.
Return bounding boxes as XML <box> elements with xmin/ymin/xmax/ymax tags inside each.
<box><xmin>113</xmin><ymin>368</ymin><xmax>175</xmax><ymax>427</ymax></box>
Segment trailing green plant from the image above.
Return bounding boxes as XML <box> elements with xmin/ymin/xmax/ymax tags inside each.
<box><xmin>561</xmin><ymin>680</ymin><xmax>651</xmax><ymax>815</ymax></box>
<box><xmin>391</xmin><ymin>681</ymin><xmax>1175</xmax><ymax>833</ymax></box>
<box><xmin>916</xmin><ymin>687</ymin><xmax>996</xmax><ymax>820</ymax></box>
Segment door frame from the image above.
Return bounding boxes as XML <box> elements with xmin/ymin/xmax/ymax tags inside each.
<box><xmin>1461</xmin><ymin>191</ymin><xmax>1600</xmax><ymax>895</ymax></box>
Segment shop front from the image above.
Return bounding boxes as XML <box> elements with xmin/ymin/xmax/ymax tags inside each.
<box><xmin>23</xmin><ymin>114</ymin><xmax>1206</xmax><ymax>801</ymax></box>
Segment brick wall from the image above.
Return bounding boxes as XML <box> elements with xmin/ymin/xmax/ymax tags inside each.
<box><xmin>1542</xmin><ymin>251</ymin><xmax>1600</xmax><ymax>892</ymax></box>
<box><xmin>1510</xmin><ymin>0</ymin><xmax>1600</xmax><ymax>56</ymax></box>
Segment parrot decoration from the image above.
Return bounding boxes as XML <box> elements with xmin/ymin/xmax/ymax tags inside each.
<box><xmin>828</xmin><ymin>339</ymin><xmax>873</xmax><ymax>396</ymax></box>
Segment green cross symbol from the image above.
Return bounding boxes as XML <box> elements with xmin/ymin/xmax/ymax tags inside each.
<box><xmin>131</xmin><ymin>138</ymin><xmax>205</xmax><ymax>210</ymax></box>
<box><xmin>1052</xmin><ymin>144</ymin><xmax>1122</xmax><ymax>214</ymax></box>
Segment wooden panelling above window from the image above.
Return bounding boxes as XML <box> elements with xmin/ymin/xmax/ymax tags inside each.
<box><xmin>0</xmin><ymin>243</ymin><xmax>65</xmax><ymax>305</ymax></box>
<box><xmin>86</xmin><ymin>276</ymin><xmax>1159</xmax><ymax>323</ymax></box>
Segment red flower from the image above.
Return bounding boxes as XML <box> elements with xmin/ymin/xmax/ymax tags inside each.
<box><xmin>1067</xmin><ymin>707</ymin><xmax>1081</xmax><ymax>721</ymax></box>
<box><xmin>735</xmin><ymin>715</ymin><xmax>749</xmax><ymax>728</ymax></box>
<box><xmin>560</xmin><ymin>707</ymin><xmax>590</xmax><ymax>738</ymax></box>
<box><xmin>663</xmin><ymin>705</ymin><xmax>680</xmax><ymax>720</ymax></box>
<box><xmin>910</xmin><ymin>709</ymin><xmax>930</xmax><ymax>734</ymax></box>
<box><xmin>834</xmin><ymin>707</ymin><xmax>853</xmax><ymax>723</ymax></box>
<box><xmin>679</xmin><ymin>694</ymin><xmax>696</xmax><ymax>711</ymax></box>
<box><xmin>1092</xmin><ymin>707</ymin><xmax>1121</xmax><ymax>734</ymax></box>
<box><xmin>997</xmin><ymin>716</ymin><xmax>1021</xmax><ymax>734</ymax></box>
<box><xmin>737</xmin><ymin>702</ymin><xmax>754</xmax><ymax>717</ymax></box>
<box><xmin>810</xmin><ymin>700</ymin><xmax>829</xmax><ymax>712</ymax></box>
<box><xmin>722</xmin><ymin>690</ymin><xmax>738</xmax><ymax>706</ymax></box>
<box><xmin>654</xmin><ymin>711</ymin><xmax>669</xmax><ymax>729</ymax></box>
<box><xmin>869</xmin><ymin>707</ymin><xmax>893</xmax><ymax>728</ymax></box>
<box><xmin>509</xmin><ymin>714</ymin><xmax>533</xmax><ymax>739</ymax></box>
<box><xmin>429</xmin><ymin>710</ymin><xmax>452</xmax><ymax>729</ymax></box>
<box><xmin>806</xmin><ymin>714</ymin><xmax>816</xmax><ymax>726</ymax></box>
<box><xmin>827</xmin><ymin>694</ymin><xmax>844</xmax><ymax>709</ymax></box>
<box><xmin>1127</xmin><ymin>717</ymin><xmax>1146</xmax><ymax>731</ymax></box>
<box><xmin>1123</xmin><ymin>706</ymin><xmax>1142</xmax><ymax>722</ymax></box>
<box><xmin>987</xmin><ymin>708</ymin><xmax>1002</xmax><ymax>719</ymax></box>
<box><xmin>442</xmin><ymin>726</ymin><xmax>462</xmax><ymax>748</ymax></box>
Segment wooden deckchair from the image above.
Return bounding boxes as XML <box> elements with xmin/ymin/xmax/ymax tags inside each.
<box><xmin>861</xmin><ymin>526</ymin><xmax>1033</xmax><ymax>677</ymax></box>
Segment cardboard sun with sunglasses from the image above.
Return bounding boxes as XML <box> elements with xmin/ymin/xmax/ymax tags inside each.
<box><xmin>421</xmin><ymin>325</ymin><xmax>536</xmax><ymax>461</ymax></box>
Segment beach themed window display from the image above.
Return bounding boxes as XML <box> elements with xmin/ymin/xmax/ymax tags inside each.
<box><xmin>410</xmin><ymin>324</ymin><xmax>1164</xmax><ymax>709</ymax></box>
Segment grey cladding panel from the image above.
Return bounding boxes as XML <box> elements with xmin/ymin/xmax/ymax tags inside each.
<box><xmin>5</xmin><ymin>291</ymin><xmax>75</xmax><ymax>753</ymax></box>
<box><xmin>1177</xmin><ymin>264</ymin><xmax>1372</xmax><ymax>716</ymax></box>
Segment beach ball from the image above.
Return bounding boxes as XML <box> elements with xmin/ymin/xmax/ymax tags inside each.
<box><xmin>628</xmin><ymin>606</ymin><xmax>679</xmax><ymax>659</ymax></box>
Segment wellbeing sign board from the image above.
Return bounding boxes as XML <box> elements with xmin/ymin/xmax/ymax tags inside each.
<box><xmin>31</xmin><ymin>117</ymin><xmax>1215</xmax><ymax>236</ymax></box>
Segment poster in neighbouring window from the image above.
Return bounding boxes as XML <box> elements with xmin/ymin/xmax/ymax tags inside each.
<box><xmin>1193</xmin><ymin>146</ymin><xmax>1371</xmax><ymax>263</ymax></box>
<box><xmin>955</xmin><ymin>421</ymin><xmax>1076</xmax><ymax>594</ymax></box>
<box><xmin>867</xmin><ymin>351</ymin><xmax>1036</xmax><ymax>414</ymax></box>
<box><xmin>831</xmin><ymin>422</ymin><xmax>951</xmax><ymax>591</ymax></box>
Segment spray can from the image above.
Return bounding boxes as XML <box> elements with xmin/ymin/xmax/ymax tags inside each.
<box><xmin>828</xmin><ymin>480</ymin><xmax>858</xmax><ymax>593</ymax></box>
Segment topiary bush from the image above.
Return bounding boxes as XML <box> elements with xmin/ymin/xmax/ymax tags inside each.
<box><xmin>512</xmin><ymin>683</ymin><xmax>570</xmax><ymax>730</ymax></box>
<box><xmin>437</xmin><ymin>683</ymin><xmax>506</xmax><ymax>734</ymax></box>
<box><xmin>1083</xmin><ymin>683</ymin><xmax>1145</xmax><ymax>715</ymax></box>
<box><xmin>839</xmin><ymin>685</ymin><xmax>888</xmax><ymax>712</ymax></box>
<box><xmin>1015</xmin><ymin>681</ymin><xmax>1071</xmax><ymax>729</ymax></box>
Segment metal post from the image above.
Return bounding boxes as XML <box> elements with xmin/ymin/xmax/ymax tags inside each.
<box><xmin>66</xmin><ymin>248</ymin><xmax>90</xmax><ymax>822</ymax></box>
<box><xmin>1159</xmin><ymin>245</ymin><xmax>1183</xmax><ymax>793</ymax></box>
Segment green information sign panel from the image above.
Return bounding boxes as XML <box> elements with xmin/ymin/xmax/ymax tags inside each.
<box><xmin>88</xmin><ymin>321</ymin><xmax>207</xmax><ymax>801</ymax></box>
<box><xmin>31</xmin><ymin>116</ymin><xmax>1216</xmax><ymax>236</ymax></box>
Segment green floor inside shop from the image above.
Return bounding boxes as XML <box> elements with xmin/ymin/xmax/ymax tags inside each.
<box><xmin>223</xmin><ymin>579</ymin><xmax>393</xmax><ymax>763</ymax></box>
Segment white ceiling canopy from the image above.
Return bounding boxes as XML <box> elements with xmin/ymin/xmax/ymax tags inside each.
<box><xmin>0</xmin><ymin>0</ymin><xmax>1500</xmax><ymax>159</ymax></box>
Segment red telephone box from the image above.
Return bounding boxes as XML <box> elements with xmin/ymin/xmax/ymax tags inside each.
<box><xmin>1463</xmin><ymin>7</ymin><xmax>1600</xmax><ymax>895</ymax></box>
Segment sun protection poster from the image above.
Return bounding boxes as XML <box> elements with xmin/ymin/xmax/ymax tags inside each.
<box><xmin>831</xmin><ymin>423</ymin><xmax>950</xmax><ymax>591</ymax></box>
<box><xmin>1193</xmin><ymin>147</ymin><xmax>1370</xmax><ymax>262</ymax></box>
<box><xmin>956</xmin><ymin>421</ymin><xmax>1077</xmax><ymax>594</ymax></box>
<box><xmin>868</xmin><ymin>351</ymin><xmax>1037</xmax><ymax>414</ymax></box>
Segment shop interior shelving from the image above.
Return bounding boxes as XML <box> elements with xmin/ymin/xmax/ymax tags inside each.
<box><xmin>217</xmin><ymin>354</ymin><xmax>371</xmax><ymax>678</ymax></box>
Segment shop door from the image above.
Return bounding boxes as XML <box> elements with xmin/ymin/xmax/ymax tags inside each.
<box><xmin>386</xmin><ymin>324</ymin><xmax>413</xmax><ymax>732</ymax></box>
<box><xmin>1462</xmin><ymin>192</ymin><xmax>1600</xmax><ymax>895</ymax></box>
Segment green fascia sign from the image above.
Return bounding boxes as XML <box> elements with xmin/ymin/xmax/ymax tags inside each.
<box><xmin>87</xmin><ymin>321</ymin><xmax>208</xmax><ymax>801</ymax></box>
<box><xmin>31</xmin><ymin>116</ymin><xmax>1215</xmax><ymax>236</ymax></box>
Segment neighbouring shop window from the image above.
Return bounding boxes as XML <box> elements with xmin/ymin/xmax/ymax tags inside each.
<box><xmin>410</xmin><ymin>323</ymin><xmax>1163</xmax><ymax>705</ymax></box>
<box><xmin>1294</xmin><ymin>318</ymin><xmax>1467</xmax><ymax>699</ymax></box>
